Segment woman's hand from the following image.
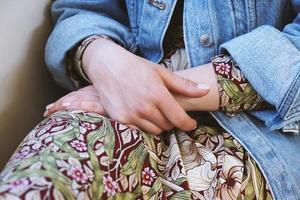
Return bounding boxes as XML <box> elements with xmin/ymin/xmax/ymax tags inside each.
<box><xmin>43</xmin><ymin>85</ymin><xmax>200</xmax><ymax>132</ymax></box>
<box><xmin>83</xmin><ymin>38</ymin><xmax>209</xmax><ymax>134</ymax></box>
<box><xmin>43</xmin><ymin>86</ymin><xmax>107</xmax><ymax>117</ymax></box>
<box><xmin>70</xmin><ymin>38</ymin><xmax>209</xmax><ymax>135</ymax></box>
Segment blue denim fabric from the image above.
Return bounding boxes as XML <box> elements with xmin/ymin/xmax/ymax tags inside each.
<box><xmin>45</xmin><ymin>1</ymin><xmax>300</xmax><ymax>199</ymax></box>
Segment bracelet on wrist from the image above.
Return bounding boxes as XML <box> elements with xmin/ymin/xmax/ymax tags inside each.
<box><xmin>74</xmin><ymin>35</ymin><xmax>116</xmax><ymax>83</ymax></box>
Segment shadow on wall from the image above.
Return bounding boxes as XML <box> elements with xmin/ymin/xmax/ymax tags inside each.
<box><xmin>0</xmin><ymin>2</ymin><xmax>66</xmax><ymax>170</ymax></box>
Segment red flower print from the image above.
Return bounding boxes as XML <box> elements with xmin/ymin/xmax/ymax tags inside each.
<box><xmin>79</xmin><ymin>122</ymin><xmax>97</xmax><ymax>134</ymax></box>
<box><xmin>103</xmin><ymin>175</ymin><xmax>118</xmax><ymax>197</ymax></box>
<box><xmin>70</xmin><ymin>140</ymin><xmax>87</xmax><ymax>152</ymax></box>
<box><xmin>142</xmin><ymin>167</ymin><xmax>156</xmax><ymax>185</ymax></box>
<box><xmin>68</xmin><ymin>166</ymin><xmax>88</xmax><ymax>184</ymax></box>
<box><xmin>215</xmin><ymin>63</ymin><xmax>231</xmax><ymax>75</ymax></box>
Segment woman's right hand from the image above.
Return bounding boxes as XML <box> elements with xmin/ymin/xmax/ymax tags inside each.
<box><xmin>81</xmin><ymin>38</ymin><xmax>210</xmax><ymax>135</ymax></box>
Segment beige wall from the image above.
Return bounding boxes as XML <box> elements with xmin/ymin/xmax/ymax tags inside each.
<box><xmin>0</xmin><ymin>1</ymin><xmax>65</xmax><ymax>169</ymax></box>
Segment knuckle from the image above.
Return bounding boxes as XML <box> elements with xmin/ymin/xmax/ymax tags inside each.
<box><xmin>60</xmin><ymin>101</ymin><xmax>70</xmax><ymax>108</ymax></box>
<box><xmin>75</xmin><ymin>95</ymin><xmax>83</xmax><ymax>101</ymax></box>
<box><xmin>151</xmin><ymin>89</ymin><xmax>165</xmax><ymax>105</ymax></box>
<box><xmin>136</xmin><ymin>104</ymin><xmax>153</xmax><ymax>116</ymax></box>
<box><xmin>175</xmin><ymin>115</ymin><xmax>189</xmax><ymax>128</ymax></box>
<box><xmin>117</xmin><ymin>113</ymin><xmax>136</xmax><ymax>123</ymax></box>
<box><xmin>149</xmin><ymin>93</ymin><xmax>161</xmax><ymax>104</ymax></box>
<box><xmin>152</xmin><ymin>128</ymin><xmax>163</xmax><ymax>135</ymax></box>
<box><xmin>88</xmin><ymin>102</ymin><xmax>98</xmax><ymax>111</ymax></box>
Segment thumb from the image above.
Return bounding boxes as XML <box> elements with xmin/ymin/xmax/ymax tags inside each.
<box><xmin>156</xmin><ymin>67</ymin><xmax>210</xmax><ymax>97</ymax></box>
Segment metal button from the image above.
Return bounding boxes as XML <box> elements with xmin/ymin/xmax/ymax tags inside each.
<box><xmin>225</xmin><ymin>112</ymin><xmax>237</xmax><ymax>117</ymax></box>
<box><xmin>148</xmin><ymin>0</ymin><xmax>166</xmax><ymax>10</ymax></box>
<box><xmin>200</xmin><ymin>34</ymin><xmax>213</xmax><ymax>47</ymax></box>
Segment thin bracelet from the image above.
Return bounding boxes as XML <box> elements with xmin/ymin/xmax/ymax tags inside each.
<box><xmin>74</xmin><ymin>35</ymin><xmax>116</xmax><ymax>83</ymax></box>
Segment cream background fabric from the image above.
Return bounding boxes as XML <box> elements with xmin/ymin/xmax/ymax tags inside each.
<box><xmin>0</xmin><ymin>0</ymin><xmax>64</xmax><ymax>169</ymax></box>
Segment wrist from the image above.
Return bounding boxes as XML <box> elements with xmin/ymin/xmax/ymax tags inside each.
<box><xmin>174</xmin><ymin>63</ymin><xmax>220</xmax><ymax>111</ymax></box>
<box><xmin>82</xmin><ymin>36</ymin><xmax>118</xmax><ymax>80</ymax></box>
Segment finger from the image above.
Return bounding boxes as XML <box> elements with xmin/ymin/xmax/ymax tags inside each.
<box><xmin>51</xmin><ymin>86</ymin><xmax>99</xmax><ymax>106</ymax></box>
<box><xmin>137</xmin><ymin>106</ymin><xmax>174</xmax><ymax>131</ymax></box>
<box><xmin>46</xmin><ymin>93</ymin><xmax>101</xmax><ymax>113</ymax></box>
<box><xmin>44</xmin><ymin>101</ymin><xmax>70</xmax><ymax>117</ymax></box>
<box><xmin>110</xmin><ymin>109</ymin><xmax>163</xmax><ymax>135</ymax></box>
<box><xmin>156</xmin><ymin>67</ymin><xmax>210</xmax><ymax>97</ymax></box>
<box><xmin>157</xmin><ymin>87</ymin><xmax>197</xmax><ymax>131</ymax></box>
<box><xmin>46</xmin><ymin>100</ymin><xmax>106</xmax><ymax>117</ymax></box>
<box><xmin>66</xmin><ymin>101</ymin><xmax>107</xmax><ymax>115</ymax></box>
<box><xmin>134</xmin><ymin>118</ymin><xmax>163</xmax><ymax>135</ymax></box>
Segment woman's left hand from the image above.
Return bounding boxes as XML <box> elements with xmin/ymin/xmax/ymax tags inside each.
<box><xmin>43</xmin><ymin>85</ymin><xmax>194</xmax><ymax>119</ymax></box>
<box><xmin>44</xmin><ymin>85</ymin><xmax>107</xmax><ymax>117</ymax></box>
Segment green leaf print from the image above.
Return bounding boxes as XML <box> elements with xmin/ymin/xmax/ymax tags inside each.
<box><xmin>120</xmin><ymin>143</ymin><xmax>148</xmax><ymax>183</ymax></box>
<box><xmin>87</xmin><ymin>127</ymin><xmax>107</xmax><ymax>199</ymax></box>
<box><xmin>110</xmin><ymin>192</ymin><xmax>140</xmax><ymax>200</ymax></box>
<box><xmin>71</xmin><ymin>118</ymin><xmax>81</xmax><ymax>138</ymax></box>
<box><xmin>77</xmin><ymin>113</ymin><xmax>103</xmax><ymax>124</ymax></box>
<box><xmin>40</xmin><ymin>149</ymin><xmax>75</xmax><ymax>199</ymax></box>
<box><xmin>6</xmin><ymin>168</ymin><xmax>73</xmax><ymax>195</ymax></box>
<box><xmin>143</xmin><ymin>178</ymin><xmax>162</xmax><ymax>200</ymax></box>
<box><xmin>86</xmin><ymin>116</ymin><xmax>115</xmax><ymax>199</ymax></box>
<box><xmin>52</xmin><ymin>127</ymin><xmax>80</xmax><ymax>158</ymax></box>
<box><xmin>218</xmin><ymin>76</ymin><xmax>242</xmax><ymax>100</ymax></box>
<box><xmin>103</xmin><ymin>120</ymin><xmax>116</xmax><ymax>160</ymax></box>
<box><xmin>233</xmin><ymin>84</ymin><xmax>257</xmax><ymax>105</ymax></box>
<box><xmin>172</xmin><ymin>177</ymin><xmax>188</xmax><ymax>187</ymax></box>
<box><xmin>170</xmin><ymin>190</ymin><xmax>192</xmax><ymax>199</ymax></box>
<box><xmin>15</xmin><ymin>155</ymin><xmax>40</xmax><ymax>171</ymax></box>
<box><xmin>141</xmin><ymin>132</ymin><xmax>157</xmax><ymax>153</ymax></box>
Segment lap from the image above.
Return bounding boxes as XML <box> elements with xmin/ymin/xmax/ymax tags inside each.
<box><xmin>0</xmin><ymin>111</ymin><xmax>272</xmax><ymax>200</ymax></box>
<box><xmin>0</xmin><ymin>111</ymin><xmax>158</xmax><ymax>199</ymax></box>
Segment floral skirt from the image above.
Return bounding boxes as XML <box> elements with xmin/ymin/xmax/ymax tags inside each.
<box><xmin>0</xmin><ymin>111</ymin><xmax>272</xmax><ymax>199</ymax></box>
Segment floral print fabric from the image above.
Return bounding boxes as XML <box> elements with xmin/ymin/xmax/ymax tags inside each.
<box><xmin>0</xmin><ymin>111</ymin><xmax>272</xmax><ymax>199</ymax></box>
<box><xmin>0</xmin><ymin>2</ymin><xmax>273</xmax><ymax>199</ymax></box>
<box><xmin>0</xmin><ymin>42</ymin><xmax>273</xmax><ymax>200</ymax></box>
<box><xmin>211</xmin><ymin>55</ymin><xmax>270</xmax><ymax>114</ymax></box>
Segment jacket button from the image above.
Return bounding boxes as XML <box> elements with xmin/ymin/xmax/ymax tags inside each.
<box><xmin>148</xmin><ymin>0</ymin><xmax>166</xmax><ymax>10</ymax></box>
<box><xmin>225</xmin><ymin>112</ymin><xmax>237</xmax><ymax>117</ymax></box>
<box><xmin>200</xmin><ymin>34</ymin><xmax>213</xmax><ymax>47</ymax></box>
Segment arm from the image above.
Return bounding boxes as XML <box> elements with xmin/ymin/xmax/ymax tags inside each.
<box><xmin>45</xmin><ymin>2</ymin><xmax>212</xmax><ymax>135</ymax></box>
<box><xmin>173</xmin><ymin>63</ymin><xmax>220</xmax><ymax>111</ymax></box>
<box><xmin>173</xmin><ymin>55</ymin><xmax>270</xmax><ymax>114</ymax></box>
<box><xmin>45</xmin><ymin>56</ymin><xmax>266</xmax><ymax>115</ymax></box>
<box><xmin>45</xmin><ymin>0</ymin><xmax>135</xmax><ymax>90</ymax></box>
<box><xmin>215</xmin><ymin>3</ymin><xmax>300</xmax><ymax>132</ymax></box>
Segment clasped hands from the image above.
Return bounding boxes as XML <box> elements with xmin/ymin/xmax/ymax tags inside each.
<box><xmin>44</xmin><ymin>38</ymin><xmax>213</xmax><ymax>135</ymax></box>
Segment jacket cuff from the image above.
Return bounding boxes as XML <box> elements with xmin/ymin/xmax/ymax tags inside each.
<box><xmin>45</xmin><ymin>13</ymin><xmax>135</xmax><ymax>90</ymax></box>
<box><xmin>220</xmin><ymin>25</ymin><xmax>300</xmax><ymax>132</ymax></box>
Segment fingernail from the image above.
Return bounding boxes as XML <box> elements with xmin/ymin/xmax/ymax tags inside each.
<box><xmin>46</xmin><ymin>103</ymin><xmax>54</xmax><ymax>110</ymax></box>
<box><xmin>43</xmin><ymin>110</ymin><xmax>49</xmax><ymax>117</ymax></box>
<box><xmin>62</xmin><ymin>102</ymin><xmax>71</xmax><ymax>107</ymax></box>
<box><xmin>192</xmin><ymin>122</ymin><xmax>198</xmax><ymax>130</ymax></box>
<box><xmin>193</xmin><ymin>125</ymin><xmax>197</xmax><ymax>130</ymax></box>
<box><xmin>197</xmin><ymin>83</ymin><xmax>210</xmax><ymax>90</ymax></box>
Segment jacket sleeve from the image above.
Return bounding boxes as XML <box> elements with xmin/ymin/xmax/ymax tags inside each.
<box><xmin>45</xmin><ymin>0</ymin><xmax>135</xmax><ymax>90</ymax></box>
<box><xmin>219</xmin><ymin>2</ymin><xmax>300</xmax><ymax>132</ymax></box>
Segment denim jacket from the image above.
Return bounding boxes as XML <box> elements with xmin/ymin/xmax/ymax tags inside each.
<box><xmin>45</xmin><ymin>1</ymin><xmax>300</xmax><ymax>199</ymax></box>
